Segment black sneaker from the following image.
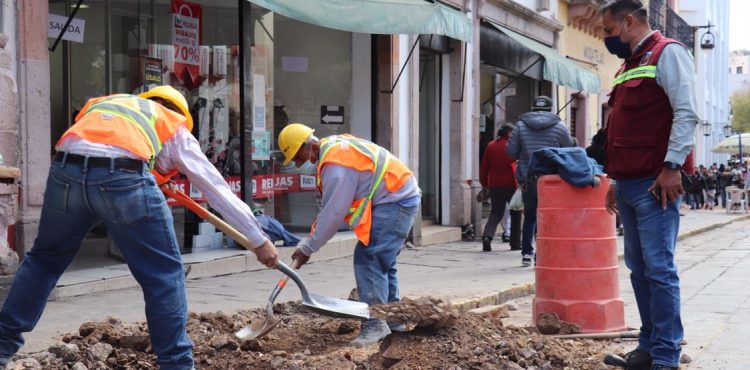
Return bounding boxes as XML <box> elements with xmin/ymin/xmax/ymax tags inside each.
<box><xmin>624</xmin><ymin>348</ymin><xmax>652</xmax><ymax>370</ymax></box>
<box><xmin>521</xmin><ymin>254</ymin><xmax>533</xmax><ymax>267</ymax></box>
<box><xmin>482</xmin><ymin>237</ymin><xmax>492</xmax><ymax>252</ymax></box>
<box><xmin>651</xmin><ymin>366</ymin><xmax>678</xmax><ymax>370</ymax></box>
<box><xmin>501</xmin><ymin>234</ymin><xmax>510</xmax><ymax>243</ymax></box>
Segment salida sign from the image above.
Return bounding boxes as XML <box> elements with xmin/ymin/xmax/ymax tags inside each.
<box><xmin>48</xmin><ymin>14</ymin><xmax>86</xmax><ymax>43</ymax></box>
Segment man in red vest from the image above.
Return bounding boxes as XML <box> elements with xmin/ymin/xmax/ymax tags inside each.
<box><xmin>601</xmin><ymin>2</ymin><xmax>698</xmax><ymax>370</ymax></box>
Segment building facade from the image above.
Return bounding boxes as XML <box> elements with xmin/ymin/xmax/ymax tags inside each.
<box><xmin>729</xmin><ymin>50</ymin><xmax>750</xmax><ymax>97</ymax></box>
<box><xmin>674</xmin><ymin>0</ymin><xmax>731</xmax><ymax>166</ymax></box>
<box><xmin>1</xmin><ymin>0</ymin><xmax>638</xmax><ymax>271</ymax></box>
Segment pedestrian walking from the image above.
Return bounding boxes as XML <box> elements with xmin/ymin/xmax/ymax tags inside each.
<box><xmin>277</xmin><ymin>124</ymin><xmax>420</xmax><ymax>348</ymax></box>
<box><xmin>704</xmin><ymin>169</ymin><xmax>717</xmax><ymax>210</ymax></box>
<box><xmin>506</xmin><ymin>95</ymin><xmax>574</xmax><ymax>267</ymax></box>
<box><xmin>0</xmin><ymin>86</ymin><xmax>279</xmax><ymax>370</ymax></box>
<box><xmin>479</xmin><ymin>125</ymin><xmax>518</xmax><ymax>252</ymax></box>
<box><xmin>601</xmin><ymin>1</ymin><xmax>698</xmax><ymax>369</ymax></box>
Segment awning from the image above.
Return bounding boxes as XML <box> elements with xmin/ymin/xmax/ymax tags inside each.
<box><xmin>247</xmin><ymin>0</ymin><xmax>472</xmax><ymax>42</ymax></box>
<box><xmin>486</xmin><ymin>22</ymin><xmax>600</xmax><ymax>93</ymax></box>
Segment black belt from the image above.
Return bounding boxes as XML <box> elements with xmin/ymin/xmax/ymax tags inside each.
<box><xmin>54</xmin><ymin>152</ymin><xmax>145</xmax><ymax>172</ymax></box>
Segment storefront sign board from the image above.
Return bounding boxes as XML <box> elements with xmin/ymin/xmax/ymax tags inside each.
<box><xmin>48</xmin><ymin>14</ymin><xmax>86</xmax><ymax>43</ymax></box>
<box><xmin>321</xmin><ymin>105</ymin><xmax>344</xmax><ymax>125</ymax></box>
<box><xmin>144</xmin><ymin>57</ymin><xmax>163</xmax><ymax>85</ymax></box>
<box><xmin>252</xmin><ymin>74</ymin><xmax>267</xmax><ymax>131</ymax></box>
<box><xmin>171</xmin><ymin>0</ymin><xmax>202</xmax><ymax>85</ymax></box>
<box><xmin>251</xmin><ymin>131</ymin><xmax>271</xmax><ymax>160</ymax></box>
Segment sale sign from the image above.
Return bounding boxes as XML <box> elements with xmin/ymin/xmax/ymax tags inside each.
<box><xmin>171</xmin><ymin>0</ymin><xmax>201</xmax><ymax>85</ymax></box>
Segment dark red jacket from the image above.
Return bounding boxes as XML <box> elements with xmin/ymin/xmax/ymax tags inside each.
<box><xmin>606</xmin><ymin>32</ymin><xmax>681</xmax><ymax>179</ymax></box>
<box><xmin>480</xmin><ymin>137</ymin><xmax>516</xmax><ymax>188</ymax></box>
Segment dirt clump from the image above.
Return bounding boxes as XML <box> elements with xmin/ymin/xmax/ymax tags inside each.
<box><xmin>536</xmin><ymin>312</ymin><xmax>581</xmax><ymax>335</ymax></box>
<box><xmin>6</xmin><ymin>299</ymin><xmax>615</xmax><ymax>369</ymax></box>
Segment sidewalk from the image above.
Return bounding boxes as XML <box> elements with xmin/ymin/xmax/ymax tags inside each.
<box><xmin>18</xmin><ymin>209</ymin><xmax>750</xmax><ymax>353</ymax></box>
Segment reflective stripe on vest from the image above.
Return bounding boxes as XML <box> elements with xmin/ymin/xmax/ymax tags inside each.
<box><xmin>85</xmin><ymin>97</ymin><xmax>163</xmax><ymax>163</ymax></box>
<box><xmin>318</xmin><ymin>136</ymin><xmax>390</xmax><ymax>229</ymax></box>
<box><xmin>612</xmin><ymin>65</ymin><xmax>657</xmax><ymax>86</ymax></box>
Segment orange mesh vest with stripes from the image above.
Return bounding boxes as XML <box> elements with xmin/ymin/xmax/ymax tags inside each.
<box><xmin>316</xmin><ymin>134</ymin><xmax>413</xmax><ymax>246</ymax></box>
<box><xmin>58</xmin><ymin>94</ymin><xmax>190</xmax><ymax>164</ymax></box>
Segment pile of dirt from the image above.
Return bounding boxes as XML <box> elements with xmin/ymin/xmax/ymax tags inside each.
<box><xmin>370</xmin><ymin>297</ymin><xmax>458</xmax><ymax>328</ymax></box>
<box><xmin>6</xmin><ymin>299</ymin><xmax>616</xmax><ymax>370</ymax></box>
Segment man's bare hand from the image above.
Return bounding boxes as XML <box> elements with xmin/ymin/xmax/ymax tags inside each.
<box><xmin>648</xmin><ymin>168</ymin><xmax>683</xmax><ymax>209</ymax></box>
<box><xmin>291</xmin><ymin>248</ymin><xmax>310</xmax><ymax>268</ymax></box>
<box><xmin>606</xmin><ymin>183</ymin><xmax>618</xmax><ymax>215</ymax></box>
<box><xmin>253</xmin><ymin>240</ymin><xmax>279</xmax><ymax>268</ymax></box>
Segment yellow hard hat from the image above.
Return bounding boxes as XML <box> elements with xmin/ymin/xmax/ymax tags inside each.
<box><xmin>139</xmin><ymin>85</ymin><xmax>193</xmax><ymax>131</ymax></box>
<box><xmin>278</xmin><ymin>123</ymin><xmax>315</xmax><ymax>165</ymax></box>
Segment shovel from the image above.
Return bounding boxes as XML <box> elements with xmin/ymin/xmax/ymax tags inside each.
<box><xmin>234</xmin><ymin>258</ymin><xmax>298</xmax><ymax>340</ymax></box>
<box><xmin>160</xmin><ymin>184</ymin><xmax>370</xmax><ymax>334</ymax></box>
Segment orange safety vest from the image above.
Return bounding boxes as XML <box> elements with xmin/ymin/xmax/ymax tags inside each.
<box><xmin>58</xmin><ymin>94</ymin><xmax>190</xmax><ymax>181</ymax></box>
<box><xmin>316</xmin><ymin>134</ymin><xmax>413</xmax><ymax>246</ymax></box>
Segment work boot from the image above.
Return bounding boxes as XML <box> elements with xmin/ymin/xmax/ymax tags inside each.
<box><xmin>651</xmin><ymin>366</ymin><xmax>678</xmax><ymax>370</ymax></box>
<box><xmin>351</xmin><ymin>319</ymin><xmax>391</xmax><ymax>348</ymax></box>
<box><xmin>387</xmin><ymin>322</ymin><xmax>407</xmax><ymax>332</ymax></box>
<box><xmin>624</xmin><ymin>348</ymin><xmax>652</xmax><ymax>370</ymax></box>
<box><xmin>482</xmin><ymin>237</ymin><xmax>492</xmax><ymax>252</ymax></box>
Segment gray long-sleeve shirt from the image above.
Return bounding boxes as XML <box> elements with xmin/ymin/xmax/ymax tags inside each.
<box><xmin>635</xmin><ymin>32</ymin><xmax>699</xmax><ymax>164</ymax></box>
<box><xmin>298</xmin><ymin>164</ymin><xmax>420</xmax><ymax>256</ymax></box>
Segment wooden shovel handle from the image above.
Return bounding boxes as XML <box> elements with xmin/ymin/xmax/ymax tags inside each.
<box><xmin>160</xmin><ymin>184</ymin><xmax>256</xmax><ymax>251</ymax></box>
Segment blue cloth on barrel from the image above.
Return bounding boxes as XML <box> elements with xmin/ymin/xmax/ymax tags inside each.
<box><xmin>526</xmin><ymin>147</ymin><xmax>604</xmax><ymax>188</ymax></box>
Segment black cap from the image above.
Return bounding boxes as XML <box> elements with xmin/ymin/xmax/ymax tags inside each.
<box><xmin>531</xmin><ymin>95</ymin><xmax>553</xmax><ymax>111</ymax></box>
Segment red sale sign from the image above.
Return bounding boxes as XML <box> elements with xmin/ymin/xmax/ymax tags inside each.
<box><xmin>165</xmin><ymin>175</ymin><xmax>315</xmax><ymax>206</ymax></box>
<box><xmin>171</xmin><ymin>0</ymin><xmax>201</xmax><ymax>86</ymax></box>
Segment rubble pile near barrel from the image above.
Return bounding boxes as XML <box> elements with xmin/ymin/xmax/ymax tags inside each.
<box><xmin>5</xmin><ymin>299</ymin><xmax>615</xmax><ymax>370</ymax></box>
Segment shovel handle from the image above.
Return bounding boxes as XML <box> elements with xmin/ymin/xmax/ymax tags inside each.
<box><xmin>160</xmin><ymin>184</ymin><xmax>256</xmax><ymax>251</ymax></box>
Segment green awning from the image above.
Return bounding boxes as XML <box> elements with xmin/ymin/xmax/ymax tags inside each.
<box><xmin>247</xmin><ymin>0</ymin><xmax>472</xmax><ymax>42</ymax></box>
<box><xmin>488</xmin><ymin>22</ymin><xmax>600</xmax><ymax>93</ymax></box>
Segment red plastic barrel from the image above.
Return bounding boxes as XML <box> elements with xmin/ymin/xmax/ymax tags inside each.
<box><xmin>533</xmin><ymin>175</ymin><xmax>625</xmax><ymax>333</ymax></box>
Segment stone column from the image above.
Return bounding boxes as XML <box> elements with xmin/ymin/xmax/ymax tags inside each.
<box><xmin>0</xmin><ymin>166</ymin><xmax>20</xmax><ymax>302</ymax></box>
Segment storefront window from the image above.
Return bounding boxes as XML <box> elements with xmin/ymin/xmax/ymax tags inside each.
<box><xmin>245</xmin><ymin>4</ymin><xmax>354</xmax><ymax>230</ymax></box>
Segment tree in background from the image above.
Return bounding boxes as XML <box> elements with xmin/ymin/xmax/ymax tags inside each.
<box><xmin>731</xmin><ymin>88</ymin><xmax>750</xmax><ymax>132</ymax></box>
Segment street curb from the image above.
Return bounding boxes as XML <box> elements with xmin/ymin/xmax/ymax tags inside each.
<box><xmin>450</xmin><ymin>283</ymin><xmax>536</xmax><ymax>312</ymax></box>
<box><xmin>676</xmin><ymin>214</ymin><xmax>750</xmax><ymax>241</ymax></box>
<box><xmin>448</xmin><ymin>214</ymin><xmax>750</xmax><ymax>314</ymax></box>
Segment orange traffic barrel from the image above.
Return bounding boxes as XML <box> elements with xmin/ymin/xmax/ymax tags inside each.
<box><xmin>533</xmin><ymin>175</ymin><xmax>625</xmax><ymax>333</ymax></box>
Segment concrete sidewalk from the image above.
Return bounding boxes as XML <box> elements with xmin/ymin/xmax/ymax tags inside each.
<box><xmin>17</xmin><ymin>209</ymin><xmax>750</xmax><ymax>353</ymax></box>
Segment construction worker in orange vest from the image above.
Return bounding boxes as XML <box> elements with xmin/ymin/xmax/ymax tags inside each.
<box><xmin>278</xmin><ymin>123</ymin><xmax>421</xmax><ymax>347</ymax></box>
<box><xmin>0</xmin><ymin>86</ymin><xmax>278</xmax><ymax>370</ymax></box>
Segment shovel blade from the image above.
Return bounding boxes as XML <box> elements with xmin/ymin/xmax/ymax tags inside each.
<box><xmin>234</xmin><ymin>316</ymin><xmax>281</xmax><ymax>340</ymax></box>
<box><xmin>303</xmin><ymin>293</ymin><xmax>370</xmax><ymax>320</ymax></box>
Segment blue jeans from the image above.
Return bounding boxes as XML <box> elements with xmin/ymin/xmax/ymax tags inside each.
<box><xmin>616</xmin><ymin>177</ymin><xmax>683</xmax><ymax>367</ymax></box>
<box><xmin>521</xmin><ymin>181</ymin><xmax>538</xmax><ymax>256</ymax></box>
<box><xmin>353</xmin><ymin>202</ymin><xmax>418</xmax><ymax>316</ymax></box>
<box><xmin>0</xmin><ymin>159</ymin><xmax>193</xmax><ymax>369</ymax></box>
<box><xmin>256</xmin><ymin>213</ymin><xmax>301</xmax><ymax>246</ymax></box>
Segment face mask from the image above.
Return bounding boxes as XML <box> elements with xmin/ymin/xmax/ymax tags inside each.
<box><xmin>604</xmin><ymin>10</ymin><xmax>639</xmax><ymax>59</ymax></box>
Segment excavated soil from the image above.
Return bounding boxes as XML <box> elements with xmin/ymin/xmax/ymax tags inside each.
<box><xmin>7</xmin><ymin>298</ymin><xmax>619</xmax><ymax>370</ymax></box>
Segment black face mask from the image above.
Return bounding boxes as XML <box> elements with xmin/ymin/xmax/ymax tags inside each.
<box><xmin>604</xmin><ymin>34</ymin><xmax>632</xmax><ymax>59</ymax></box>
<box><xmin>604</xmin><ymin>11</ymin><xmax>638</xmax><ymax>59</ymax></box>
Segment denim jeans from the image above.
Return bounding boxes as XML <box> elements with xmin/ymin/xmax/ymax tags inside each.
<box><xmin>353</xmin><ymin>202</ymin><xmax>418</xmax><ymax>322</ymax></box>
<box><xmin>616</xmin><ymin>177</ymin><xmax>683</xmax><ymax>367</ymax></box>
<box><xmin>0</xmin><ymin>159</ymin><xmax>193</xmax><ymax>369</ymax></box>
<box><xmin>521</xmin><ymin>181</ymin><xmax>538</xmax><ymax>256</ymax></box>
<box><xmin>482</xmin><ymin>187</ymin><xmax>516</xmax><ymax>239</ymax></box>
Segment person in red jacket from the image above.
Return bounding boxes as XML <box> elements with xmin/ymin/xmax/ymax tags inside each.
<box><xmin>479</xmin><ymin>125</ymin><xmax>517</xmax><ymax>252</ymax></box>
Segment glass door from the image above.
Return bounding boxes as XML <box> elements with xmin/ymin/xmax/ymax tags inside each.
<box><xmin>418</xmin><ymin>51</ymin><xmax>441</xmax><ymax>222</ymax></box>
